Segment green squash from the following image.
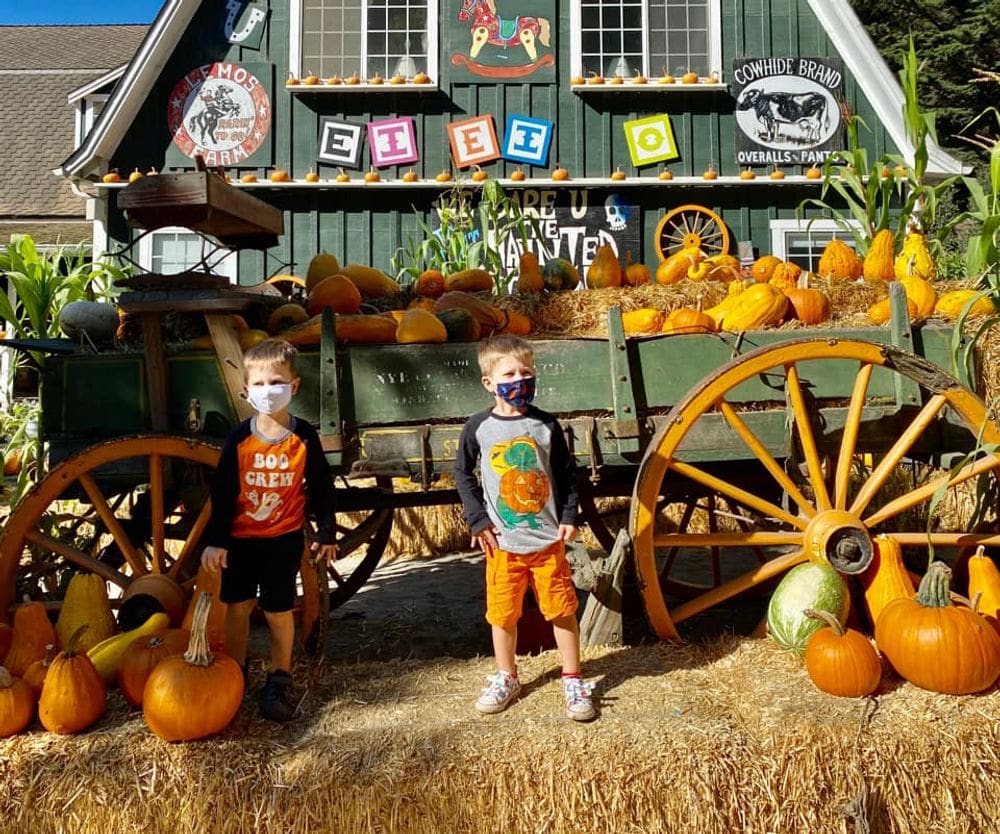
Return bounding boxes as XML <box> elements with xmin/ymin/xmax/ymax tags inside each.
<box><xmin>542</xmin><ymin>257</ymin><xmax>580</xmax><ymax>292</ymax></box>
<box><xmin>767</xmin><ymin>561</ymin><xmax>850</xmax><ymax>654</ymax></box>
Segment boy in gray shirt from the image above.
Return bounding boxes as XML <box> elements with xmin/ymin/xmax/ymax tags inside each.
<box><xmin>454</xmin><ymin>335</ymin><xmax>595</xmax><ymax>721</ymax></box>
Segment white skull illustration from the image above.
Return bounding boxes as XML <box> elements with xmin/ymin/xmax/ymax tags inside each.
<box><xmin>604</xmin><ymin>194</ymin><xmax>631</xmax><ymax>231</ymax></box>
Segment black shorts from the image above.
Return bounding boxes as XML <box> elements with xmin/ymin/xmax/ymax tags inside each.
<box><xmin>220</xmin><ymin>530</ymin><xmax>304</xmax><ymax>613</ymax></box>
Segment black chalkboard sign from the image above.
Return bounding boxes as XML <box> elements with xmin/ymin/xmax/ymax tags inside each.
<box><xmin>497</xmin><ymin>188</ymin><xmax>641</xmax><ymax>281</ymax></box>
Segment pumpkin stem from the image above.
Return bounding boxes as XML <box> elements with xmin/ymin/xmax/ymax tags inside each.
<box><xmin>184</xmin><ymin>592</ymin><xmax>215</xmax><ymax>667</ymax></box>
<box><xmin>64</xmin><ymin>624</ymin><xmax>89</xmax><ymax>657</ymax></box>
<box><xmin>803</xmin><ymin>607</ymin><xmax>844</xmax><ymax>636</ymax></box>
<box><xmin>915</xmin><ymin>561</ymin><xmax>953</xmax><ymax>608</ymax></box>
<box><xmin>0</xmin><ymin>666</ymin><xmax>13</xmax><ymax>688</ymax></box>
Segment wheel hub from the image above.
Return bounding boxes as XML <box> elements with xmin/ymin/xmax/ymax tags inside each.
<box><xmin>803</xmin><ymin>509</ymin><xmax>874</xmax><ymax>574</ymax></box>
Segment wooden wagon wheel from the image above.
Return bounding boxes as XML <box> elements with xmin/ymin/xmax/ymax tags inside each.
<box><xmin>654</xmin><ymin>204</ymin><xmax>731</xmax><ymax>260</ymax></box>
<box><xmin>630</xmin><ymin>338</ymin><xmax>1000</xmax><ymax>641</ymax></box>
<box><xmin>300</xmin><ymin>479</ymin><xmax>394</xmax><ymax>654</ymax></box>
<box><xmin>0</xmin><ymin>438</ymin><xmax>394</xmax><ymax>653</ymax></box>
<box><xmin>0</xmin><ymin>437</ymin><xmax>220</xmax><ymax>620</ymax></box>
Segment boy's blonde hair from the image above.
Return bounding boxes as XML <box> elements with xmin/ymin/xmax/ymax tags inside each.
<box><xmin>243</xmin><ymin>338</ymin><xmax>299</xmax><ymax>377</ymax></box>
<box><xmin>477</xmin><ymin>335</ymin><xmax>534</xmax><ymax>376</ymax></box>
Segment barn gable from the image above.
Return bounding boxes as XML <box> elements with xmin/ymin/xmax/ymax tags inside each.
<box><xmin>55</xmin><ymin>0</ymin><xmax>967</xmax><ymax>280</ymax></box>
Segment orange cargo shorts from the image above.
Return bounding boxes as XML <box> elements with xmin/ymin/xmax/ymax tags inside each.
<box><xmin>485</xmin><ymin>540</ymin><xmax>579</xmax><ymax>629</ymax></box>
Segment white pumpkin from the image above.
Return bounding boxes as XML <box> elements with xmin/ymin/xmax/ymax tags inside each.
<box><xmin>59</xmin><ymin>301</ymin><xmax>120</xmax><ymax>343</ymax></box>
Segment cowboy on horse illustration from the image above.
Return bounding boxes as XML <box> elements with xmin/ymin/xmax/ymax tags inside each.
<box><xmin>457</xmin><ymin>0</ymin><xmax>551</xmax><ymax>62</ymax></box>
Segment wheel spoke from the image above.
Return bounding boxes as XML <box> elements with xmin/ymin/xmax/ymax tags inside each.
<box><xmin>149</xmin><ymin>453</ymin><xmax>166</xmax><ymax>573</ymax></box>
<box><xmin>849</xmin><ymin>393</ymin><xmax>948</xmax><ymax>517</ymax></box>
<box><xmin>863</xmin><ymin>452</ymin><xmax>1000</xmax><ymax>528</ymax></box>
<box><xmin>24</xmin><ymin>530</ymin><xmax>130</xmax><ymax>589</ymax></box>
<box><xmin>834</xmin><ymin>362</ymin><xmax>874</xmax><ymax>509</ymax></box>
<box><xmin>667</xmin><ymin>459</ymin><xmax>807</xmax><ymax>529</ymax></box>
<box><xmin>77</xmin><ymin>472</ymin><xmax>148</xmax><ymax>576</ymax></box>
<box><xmin>671</xmin><ymin>549</ymin><xmax>808</xmax><ymax>624</ymax></box>
<box><xmin>659</xmin><ymin>500</ymin><xmax>696</xmax><ymax>582</ymax></box>
<box><xmin>786</xmin><ymin>363</ymin><xmax>831</xmax><ymax>511</ymax></box>
<box><xmin>167</xmin><ymin>499</ymin><xmax>213</xmax><ymax>581</ymax></box>
<box><xmin>707</xmin><ymin>495</ymin><xmax>722</xmax><ymax>586</ymax></box>
<box><xmin>884</xmin><ymin>532</ymin><xmax>1000</xmax><ymax>547</ymax></box>
<box><xmin>718</xmin><ymin>399</ymin><xmax>816</xmax><ymax>517</ymax></box>
<box><xmin>654</xmin><ymin>532</ymin><xmax>802</xmax><ymax>547</ymax></box>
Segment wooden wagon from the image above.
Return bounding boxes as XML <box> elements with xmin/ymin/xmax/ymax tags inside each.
<box><xmin>3</xmin><ymin>172</ymin><xmax>1000</xmax><ymax>648</ymax></box>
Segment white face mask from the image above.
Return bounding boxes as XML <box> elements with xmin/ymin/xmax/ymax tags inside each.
<box><xmin>246</xmin><ymin>383</ymin><xmax>293</xmax><ymax>415</ymax></box>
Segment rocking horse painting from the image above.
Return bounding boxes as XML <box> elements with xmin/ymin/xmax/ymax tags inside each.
<box><xmin>451</xmin><ymin>0</ymin><xmax>555</xmax><ymax>80</ymax></box>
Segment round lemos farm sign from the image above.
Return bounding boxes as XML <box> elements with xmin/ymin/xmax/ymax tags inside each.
<box><xmin>168</xmin><ymin>63</ymin><xmax>273</xmax><ymax>167</ymax></box>
<box><xmin>732</xmin><ymin>57</ymin><xmax>843</xmax><ymax>167</ymax></box>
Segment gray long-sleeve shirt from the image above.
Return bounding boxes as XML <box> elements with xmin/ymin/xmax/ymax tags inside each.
<box><xmin>454</xmin><ymin>406</ymin><xmax>579</xmax><ymax>553</ymax></box>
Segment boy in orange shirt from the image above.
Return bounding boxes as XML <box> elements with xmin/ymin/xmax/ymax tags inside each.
<box><xmin>454</xmin><ymin>335</ymin><xmax>595</xmax><ymax>721</ymax></box>
<box><xmin>202</xmin><ymin>339</ymin><xmax>336</xmax><ymax>722</ymax></box>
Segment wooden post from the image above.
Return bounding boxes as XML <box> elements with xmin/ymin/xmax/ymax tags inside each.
<box><xmin>140</xmin><ymin>313</ymin><xmax>169</xmax><ymax>432</ymax></box>
<box><xmin>205</xmin><ymin>313</ymin><xmax>254</xmax><ymax>422</ymax></box>
<box><xmin>579</xmin><ymin>528</ymin><xmax>630</xmax><ymax>647</ymax></box>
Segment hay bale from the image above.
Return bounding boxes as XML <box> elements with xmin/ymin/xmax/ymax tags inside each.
<box><xmin>2</xmin><ymin>638</ymin><xmax>998</xmax><ymax>833</ymax></box>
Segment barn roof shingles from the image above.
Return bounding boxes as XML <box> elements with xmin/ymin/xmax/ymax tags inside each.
<box><xmin>0</xmin><ymin>25</ymin><xmax>147</xmax><ymax>242</ymax></box>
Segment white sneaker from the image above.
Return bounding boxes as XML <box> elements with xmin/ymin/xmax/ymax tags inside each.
<box><xmin>475</xmin><ymin>670</ymin><xmax>521</xmax><ymax>715</ymax></box>
<box><xmin>563</xmin><ymin>676</ymin><xmax>596</xmax><ymax>721</ymax></box>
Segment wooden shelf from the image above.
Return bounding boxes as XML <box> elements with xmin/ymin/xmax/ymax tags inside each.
<box><xmin>115</xmin><ymin>171</ymin><xmax>283</xmax><ymax>249</ymax></box>
<box><xmin>99</xmin><ymin>175</ymin><xmax>824</xmax><ymax>191</ymax></box>
<box><xmin>571</xmin><ymin>81</ymin><xmax>727</xmax><ymax>92</ymax></box>
<box><xmin>285</xmin><ymin>82</ymin><xmax>438</xmax><ymax>93</ymax></box>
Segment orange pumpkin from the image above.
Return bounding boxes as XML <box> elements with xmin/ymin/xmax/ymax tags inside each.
<box><xmin>0</xmin><ymin>666</ymin><xmax>34</xmax><ymax>738</ymax></box>
<box><xmin>767</xmin><ymin>261</ymin><xmax>802</xmax><ymax>292</ymax></box>
<box><xmin>784</xmin><ymin>275</ymin><xmax>831</xmax><ymax>325</ymax></box>
<box><xmin>664</xmin><ymin>306</ymin><xmax>716</xmax><ymax>334</ymax></box>
<box><xmin>0</xmin><ymin>622</ymin><xmax>12</xmax><ymax>661</ymax></box>
<box><xmin>143</xmin><ymin>593</ymin><xmax>245</xmax><ymax>742</ymax></box>
<box><xmin>498</xmin><ymin>309</ymin><xmax>532</xmax><ymax>336</ymax></box>
<box><xmin>860</xmin><ymin>535</ymin><xmax>914</xmax><ymax>627</ymax></box>
<box><xmin>750</xmin><ymin>255</ymin><xmax>781</xmax><ymax>283</ymax></box>
<box><xmin>22</xmin><ymin>643</ymin><xmax>57</xmax><ymax>696</ymax></box>
<box><xmin>817</xmin><ymin>238</ymin><xmax>862</xmax><ymax>281</ymax></box>
<box><xmin>803</xmin><ymin>609</ymin><xmax>882</xmax><ymax>697</ymax></box>
<box><xmin>414</xmin><ymin>269</ymin><xmax>447</xmax><ymax>298</ymax></box>
<box><xmin>181</xmin><ymin>566</ymin><xmax>228</xmax><ymax>651</ymax></box>
<box><xmin>118</xmin><ymin>628</ymin><xmax>191</xmax><ymax>708</ymax></box>
<box><xmin>307</xmin><ymin>274</ymin><xmax>363</xmax><ymax>316</ymax></box>
<box><xmin>516</xmin><ymin>251</ymin><xmax>545</xmax><ymax>293</ymax></box>
<box><xmin>622</xmin><ymin>251</ymin><xmax>651</xmax><ymax>287</ymax></box>
<box><xmin>968</xmin><ymin>546</ymin><xmax>1000</xmax><ymax>629</ymax></box>
<box><xmin>586</xmin><ymin>244</ymin><xmax>622</xmax><ymax>289</ymax></box>
<box><xmin>38</xmin><ymin>626</ymin><xmax>107</xmax><ymax>734</ymax></box>
<box><xmin>875</xmin><ymin>561</ymin><xmax>1000</xmax><ymax>694</ymax></box>
<box><xmin>4</xmin><ymin>598</ymin><xmax>57</xmax><ymax>677</ymax></box>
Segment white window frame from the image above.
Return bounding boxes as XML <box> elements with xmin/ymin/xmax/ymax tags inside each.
<box><xmin>74</xmin><ymin>94</ymin><xmax>109</xmax><ymax>148</ymax></box>
<box><xmin>137</xmin><ymin>228</ymin><xmax>237</xmax><ymax>282</ymax></box>
<box><xmin>570</xmin><ymin>0</ymin><xmax>722</xmax><ymax>80</ymax></box>
<box><xmin>770</xmin><ymin>219</ymin><xmax>862</xmax><ymax>270</ymax></box>
<box><xmin>289</xmin><ymin>0</ymin><xmax>439</xmax><ymax>83</ymax></box>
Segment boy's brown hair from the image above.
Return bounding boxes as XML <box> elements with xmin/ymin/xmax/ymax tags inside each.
<box><xmin>243</xmin><ymin>338</ymin><xmax>299</xmax><ymax>377</ymax></box>
<box><xmin>477</xmin><ymin>335</ymin><xmax>534</xmax><ymax>376</ymax></box>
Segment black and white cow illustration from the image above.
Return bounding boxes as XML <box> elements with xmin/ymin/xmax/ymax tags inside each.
<box><xmin>737</xmin><ymin>88</ymin><xmax>829</xmax><ymax>144</ymax></box>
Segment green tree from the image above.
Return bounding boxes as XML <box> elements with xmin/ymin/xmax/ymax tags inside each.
<box><xmin>850</xmin><ymin>0</ymin><xmax>1000</xmax><ymax>152</ymax></box>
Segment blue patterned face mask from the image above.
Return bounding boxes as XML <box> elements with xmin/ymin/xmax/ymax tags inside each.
<box><xmin>495</xmin><ymin>376</ymin><xmax>536</xmax><ymax>408</ymax></box>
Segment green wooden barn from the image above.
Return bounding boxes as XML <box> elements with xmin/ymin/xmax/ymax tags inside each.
<box><xmin>56</xmin><ymin>0</ymin><xmax>965</xmax><ymax>283</ymax></box>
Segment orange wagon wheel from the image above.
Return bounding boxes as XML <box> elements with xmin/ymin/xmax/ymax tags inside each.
<box><xmin>630</xmin><ymin>338</ymin><xmax>1000</xmax><ymax>641</ymax></box>
<box><xmin>654</xmin><ymin>204</ymin><xmax>730</xmax><ymax>260</ymax></box>
<box><xmin>0</xmin><ymin>437</ymin><xmax>393</xmax><ymax>655</ymax></box>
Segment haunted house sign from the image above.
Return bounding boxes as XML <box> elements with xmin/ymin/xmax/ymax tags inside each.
<box><xmin>732</xmin><ymin>57</ymin><xmax>843</xmax><ymax>166</ymax></box>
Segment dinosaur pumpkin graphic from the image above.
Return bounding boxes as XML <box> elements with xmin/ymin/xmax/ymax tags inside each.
<box><xmin>490</xmin><ymin>436</ymin><xmax>550</xmax><ymax>528</ymax></box>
